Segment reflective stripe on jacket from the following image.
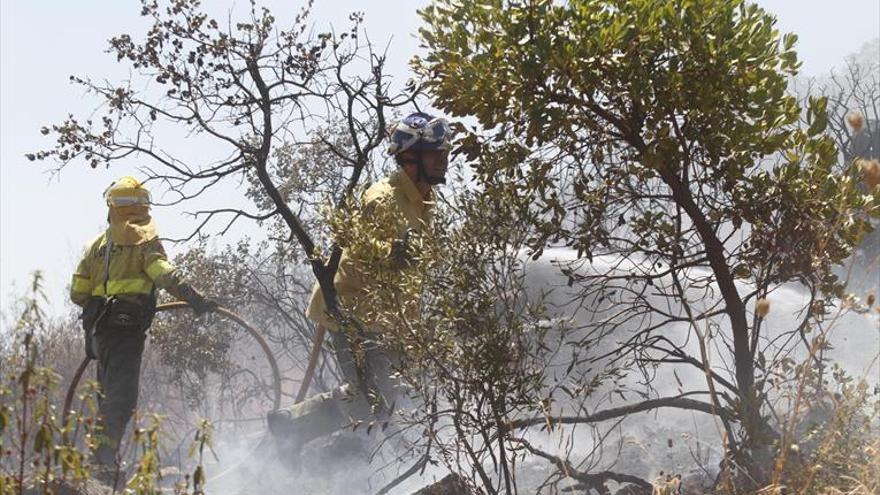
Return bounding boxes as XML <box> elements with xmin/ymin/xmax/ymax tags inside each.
<box><xmin>70</xmin><ymin>233</ymin><xmax>184</xmax><ymax>307</ymax></box>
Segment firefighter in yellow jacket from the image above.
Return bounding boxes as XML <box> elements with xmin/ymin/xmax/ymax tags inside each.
<box><xmin>267</xmin><ymin>112</ymin><xmax>452</xmax><ymax>458</ymax></box>
<box><xmin>70</xmin><ymin>176</ymin><xmax>214</xmax><ymax>470</ymax></box>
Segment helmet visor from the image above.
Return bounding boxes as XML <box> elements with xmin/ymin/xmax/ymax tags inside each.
<box><xmin>106</xmin><ymin>194</ymin><xmax>151</xmax><ymax>207</ymax></box>
<box><xmin>389</xmin><ymin>118</ymin><xmax>453</xmax><ymax>155</ymax></box>
<box><xmin>104</xmin><ymin>179</ymin><xmax>151</xmax><ymax>207</ymax></box>
<box><xmin>421</xmin><ymin>118</ymin><xmax>452</xmax><ymax>142</ymax></box>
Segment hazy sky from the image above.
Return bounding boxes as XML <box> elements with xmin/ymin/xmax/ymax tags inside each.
<box><xmin>1</xmin><ymin>1</ymin><xmax>878</xmax><ymax>318</ymax></box>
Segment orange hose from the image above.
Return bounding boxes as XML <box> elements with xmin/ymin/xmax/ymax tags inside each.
<box><xmin>294</xmin><ymin>324</ymin><xmax>327</xmax><ymax>404</ymax></box>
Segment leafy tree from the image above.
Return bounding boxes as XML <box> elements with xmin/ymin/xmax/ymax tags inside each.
<box><xmin>418</xmin><ymin>0</ymin><xmax>879</xmax><ymax>487</ymax></box>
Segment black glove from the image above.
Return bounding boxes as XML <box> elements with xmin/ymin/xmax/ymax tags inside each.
<box><xmin>178</xmin><ymin>284</ymin><xmax>217</xmax><ymax>316</ymax></box>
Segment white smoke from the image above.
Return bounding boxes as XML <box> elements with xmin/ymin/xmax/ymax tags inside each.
<box><xmin>178</xmin><ymin>248</ymin><xmax>878</xmax><ymax>493</ymax></box>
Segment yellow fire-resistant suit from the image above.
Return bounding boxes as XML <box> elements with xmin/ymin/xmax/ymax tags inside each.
<box><xmin>305</xmin><ymin>169</ymin><xmax>434</xmax><ymax>329</ymax></box>
<box><xmin>269</xmin><ymin>169</ymin><xmax>434</xmax><ymax>452</ymax></box>
<box><xmin>70</xmin><ymin>231</ymin><xmax>187</xmax><ymax>307</ymax></box>
<box><xmin>70</xmin><ymin>177</ymin><xmax>210</xmax><ymax>472</ymax></box>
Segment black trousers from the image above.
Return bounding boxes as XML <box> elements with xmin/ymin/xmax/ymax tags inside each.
<box><xmin>91</xmin><ymin>319</ymin><xmax>147</xmax><ymax>466</ymax></box>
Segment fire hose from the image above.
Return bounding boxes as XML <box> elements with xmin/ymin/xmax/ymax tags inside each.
<box><xmin>63</xmin><ymin>302</ymin><xmax>283</xmax><ymax>428</ymax></box>
<box><xmin>61</xmin><ymin>301</ymin><xmax>329</xmax><ymax>483</ymax></box>
<box><xmin>62</xmin><ymin>301</ymin><xmax>302</xmax><ymax>481</ymax></box>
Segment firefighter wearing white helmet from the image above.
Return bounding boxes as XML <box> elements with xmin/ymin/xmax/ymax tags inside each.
<box><xmin>305</xmin><ymin>111</ymin><xmax>452</xmax><ymax>328</ymax></box>
<box><xmin>70</xmin><ymin>176</ymin><xmax>215</xmax><ymax>476</ymax></box>
<box><xmin>268</xmin><ymin>112</ymin><xmax>453</xmax><ymax>461</ymax></box>
<box><xmin>386</xmin><ymin>111</ymin><xmax>452</xmax><ymax>185</ymax></box>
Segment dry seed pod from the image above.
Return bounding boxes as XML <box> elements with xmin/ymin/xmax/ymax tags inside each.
<box><xmin>847</xmin><ymin>112</ymin><xmax>865</xmax><ymax>133</ymax></box>
<box><xmin>859</xmin><ymin>158</ymin><xmax>880</xmax><ymax>189</ymax></box>
<box><xmin>756</xmin><ymin>298</ymin><xmax>771</xmax><ymax>318</ymax></box>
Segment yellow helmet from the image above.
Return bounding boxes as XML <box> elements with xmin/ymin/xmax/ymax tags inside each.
<box><xmin>104</xmin><ymin>176</ymin><xmax>151</xmax><ymax>207</ymax></box>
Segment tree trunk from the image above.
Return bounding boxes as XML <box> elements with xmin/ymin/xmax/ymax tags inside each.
<box><xmin>662</xmin><ymin>172</ymin><xmax>762</xmax><ymax>449</ymax></box>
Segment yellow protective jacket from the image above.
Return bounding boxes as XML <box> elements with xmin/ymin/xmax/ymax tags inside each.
<box><xmin>70</xmin><ymin>232</ymin><xmax>186</xmax><ymax>308</ymax></box>
<box><xmin>306</xmin><ymin>170</ymin><xmax>434</xmax><ymax>331</ymax></box>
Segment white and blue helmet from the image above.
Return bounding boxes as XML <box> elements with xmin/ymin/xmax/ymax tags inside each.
<box><xmin>387</xmin><ymin>112</ymin><xmax>453</xmax><ymax>156</ymax></box>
